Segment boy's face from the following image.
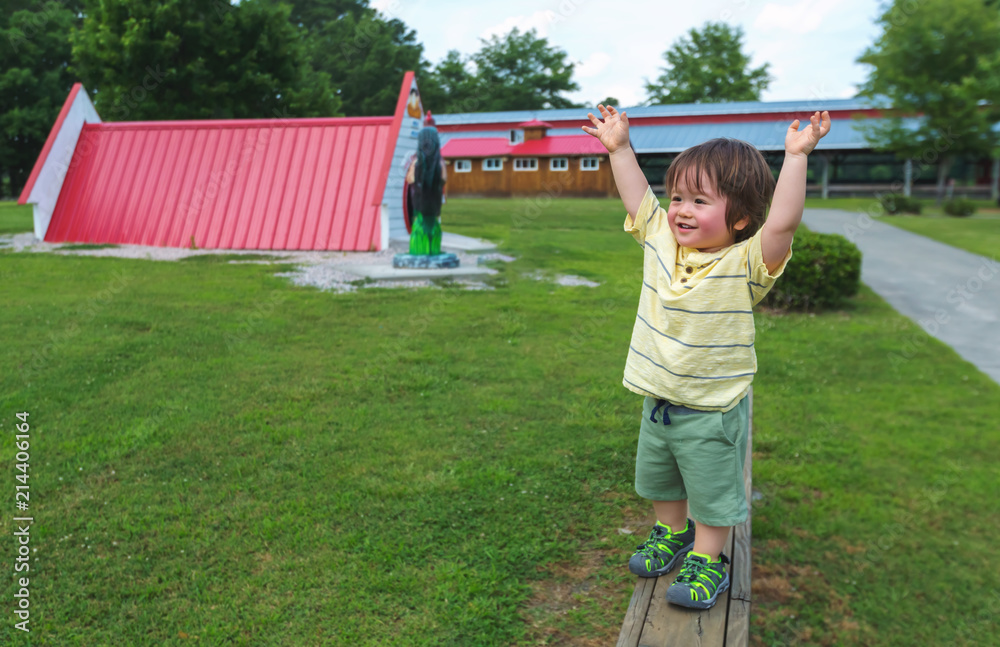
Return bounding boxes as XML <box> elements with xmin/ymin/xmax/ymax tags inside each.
<box><xmin>667</xmin><ymin>171</ymin><xmax>748</xmax><ymax>253</ymax></box>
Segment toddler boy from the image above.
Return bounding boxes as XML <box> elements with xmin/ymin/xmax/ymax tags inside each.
<box><xmin>582</xmin><ymin>104</ymin><xmax>830</xmax><ymax>609</ymax></box>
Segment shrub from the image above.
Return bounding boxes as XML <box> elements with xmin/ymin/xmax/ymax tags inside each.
<box><xmin>760</xmin><ymin>230</ymin><xmax>861</xmax><ymax>311</ymax></box>
<box><xmin>943</xmin><ymin>197</ymin><xmax>976</xmax><ymax>217</ymax></box>
<box><xmin>878</xmin><ymin>193</ymin><xmax>922</xmax><ymax>215</ymax></box>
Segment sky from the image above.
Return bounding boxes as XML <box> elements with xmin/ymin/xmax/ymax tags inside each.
<box><xmin>370</xmin><ymin>0</ymin><xmax>886</xmax><ymax>108</ymax></box>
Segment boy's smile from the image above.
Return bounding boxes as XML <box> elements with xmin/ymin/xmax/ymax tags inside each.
<box><xmin>667</xmin><ymin>172</ymin><xmax>748</xmax><ymax>253</ymax></box>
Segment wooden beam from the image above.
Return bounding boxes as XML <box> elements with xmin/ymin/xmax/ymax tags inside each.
<box><xmin>725</xmin><ymin>389</ymin><xmax>753</xmax><ymax>647</ymax></box>
<box><xmin>617</xmin><ymin>577</ymin><xmax>657</xmax><ymax>647</ymax></box>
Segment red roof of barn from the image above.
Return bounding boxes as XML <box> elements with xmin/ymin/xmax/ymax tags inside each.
<box><xmin>517</xmin><ymin>119</ymin><xmax>555</xmax><ymax>128</ymax></box>
<box><xmin>441</xmin><ymin>135</ymin><xmax>605</xmax><ymax>158</ymax></box>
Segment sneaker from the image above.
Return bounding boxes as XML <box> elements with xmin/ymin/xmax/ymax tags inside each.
<box><xmin>666</xmin><ymin>551</ymin><xmax>731</xmax><ymax>609</ymax></box>
<box><xmin>628</xmin><ymin>518</ymin><xmax>695</xmax><ymax>578</ymax></box>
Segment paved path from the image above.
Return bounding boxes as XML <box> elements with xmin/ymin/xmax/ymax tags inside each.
<box><xmin>802</xmin><ymin>209</ymin><xmax>1000</xmax><ymax>384</ymax></box>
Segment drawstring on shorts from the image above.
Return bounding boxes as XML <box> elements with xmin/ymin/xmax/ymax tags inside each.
<box><xmin>649</xmin><ymin>398</ymin><xmax>671</xmax><ymax>425</ymax></box>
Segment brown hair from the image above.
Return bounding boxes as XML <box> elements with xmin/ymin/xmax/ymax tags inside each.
<box><xmin>663</xmin><ymin>138</ymin><xmax>775</xmax><ymax>244</ymax></box>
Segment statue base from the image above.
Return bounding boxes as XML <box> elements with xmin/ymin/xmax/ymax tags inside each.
<box><xmin>392</xmin><ymin>252</ymin><xmax>460</xmax><ymax>269</ymax></box>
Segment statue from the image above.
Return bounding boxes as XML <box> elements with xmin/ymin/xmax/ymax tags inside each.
<box><xmin>394</xmin><ymin>112</ymin><xmax>459</xmax><ymax>269</ymax></box>
<box><xmin>408</xmin><ymin>125</ymin><xmax>445</xmax><ymax>254</ymax></box>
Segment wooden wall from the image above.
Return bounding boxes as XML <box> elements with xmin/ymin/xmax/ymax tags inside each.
<box><xmin>444</xmin><ymin>157</ymin><xmax>619</xmax><ymax>198</ymax></box>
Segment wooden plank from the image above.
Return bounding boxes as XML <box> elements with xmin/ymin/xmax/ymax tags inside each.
<box><xmin>617</xmin><ymin>576</ymin><xmax>658</xmax><ymax>647</ymax></box>
<box><xmin>724</xmin><ymin>389</ymin><xmax>753</xmax><ymax>647</ymax></box>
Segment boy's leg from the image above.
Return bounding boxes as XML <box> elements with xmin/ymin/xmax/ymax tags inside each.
<box><xmin>631</xmin><ymin>398</ymin><xmax>696</xmax><ymax>577</ymax></box>
<box><xmin>652</xmin><ymin>499</ymin><xmax>688</xmax><ymax>533</ymax></box>
<box><xmin>692</xmin><ymin>522</ymin><xmax>731</xmax><ymax>559</ymax></box>
<box><xmin>664</xmin><ymin>395</ymin><xmax>750</xmax><ymax>609</ymax></box>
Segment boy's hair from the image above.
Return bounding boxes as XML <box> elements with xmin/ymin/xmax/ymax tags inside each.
<box><xmin>664</xmin><ymin>138</ymin><xmax>775</xmax><ymax>244</ymax></box>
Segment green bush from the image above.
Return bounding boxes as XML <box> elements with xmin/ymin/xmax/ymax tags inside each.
<box><xmin>760</xmin><ymin>230</ymin><xmax>861</xmax><ymax>311</ymax></box>
<box><xmin>943</xmin><ymin>197</ymin><xmax>976</xmax><ymax>217</ymax></box>
<box><xmin>878</xmin><ymin>193</ymin><xmax>922</xmax><ymax>215</ymax></box>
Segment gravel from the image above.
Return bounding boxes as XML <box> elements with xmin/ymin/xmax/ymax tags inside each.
<box><xmin>0</xmin><ymin>232</ymin><xmax>510</xmax><ymax>293</ymax></box>
<box><xmin>2</xmin><ymin>233</ymin><xmax>601</xmax><ymax>292</ymax></box>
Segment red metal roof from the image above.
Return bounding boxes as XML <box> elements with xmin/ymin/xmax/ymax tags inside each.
<box><xmin>517</xmin><ymin>119</ymin><xmax>555</xmax><ymax>128</ymax></box>
<box><xmin>44</xmin><ymin>115</ymin><xmax>396</xmax><ymax>250</ymax></box>
<box><xmin>441</xmin><ymin>135</ymin><xmax>606</xmax><ymax>158</ymax></box>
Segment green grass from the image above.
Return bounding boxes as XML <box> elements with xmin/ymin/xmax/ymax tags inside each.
<box><xmin>803</xmin><ymin>197</ymin><xmax>882</xmax><ymax>212</ymax></box>
<box><xmin>1</xmin><ymin>196</ymin><xmax>998</xmax><ymax>646</ymax></box>
<box><xmin>804</xmin><ymin>196</ymin><xmax>1000</xmax><ymax>259</ymax></box>
<box><xmin>872</xmin><ymin>213</ymin><xmax>1000</xmax><ymax>260</ymax></box>
<box><xmin>0</xmin><ymin>200</ymin><xmax>33</xmax><ymax>235</ymax></box>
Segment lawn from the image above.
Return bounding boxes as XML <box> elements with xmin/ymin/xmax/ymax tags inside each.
<box><xmin>803</xmin><ymin>195</ymin><xmax>1000</xmax><ymax>259</ymax></box>
<box><xmin>0</xmin><ymin>200</ymin><xmax>33</xmax><ymax>235</ymax></box>
<box><xmin>1</xmin><ymin>196</ymin><xmax>998</xmax><ymax>646</ymax></box>
<box><xmin>872</xmin><ymin>213</ymin><xmax>1000</xmax><ymax>260</ymax></box>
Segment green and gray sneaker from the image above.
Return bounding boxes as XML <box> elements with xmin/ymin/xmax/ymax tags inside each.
<box><xmin>628</xmin><ymin>518</ymin><xmax>695</xmax><ymax>578</ymax></box>
<box><xmin>666</xmin><ymin>551</ymin><xmax>731</xmax><ymax>609</ymax></box>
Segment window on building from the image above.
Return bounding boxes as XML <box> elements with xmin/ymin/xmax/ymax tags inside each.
<box><xmin>454</xmin><ymin>159</ymin><xmax>471</xmax><ymax>173</ymax></box>
<box><xmin>550</xmin><ymin>157</ymin><xmax>569</xmax><ymax>171</ymax></box>
<box><xmin>483</xmin><ymin>158</ymin><xmax>503</xmax><ymax>171</ymax></box>
<box><xmin>581</xmin><ymin>157</ymin><xmax>600</xmax><ymax>171</ymax></box>
<box><xmin>509</xmin><ymin>129</ymin><xmax>524</xmax><ymax>145</ymax></box>
<box><xmin>514</xmin><ymin>158</ymin><xmax>538</xmax><ymax>171</ymax></box>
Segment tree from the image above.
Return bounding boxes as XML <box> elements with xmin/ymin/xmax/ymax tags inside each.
<box><xmin>644</xmin><ymin>22</ymin><xmax>771</xmax><ymax>105</ymax></box>
<box><xmin>70</xmin><ymin>0</ymin><xmax>340</xmax><ymax>121</ymax></box>
<box><xmin>423</xmin><ymin>27</ymin><xmax>582</xmax><ymax>113</ymax></box>
<box><xmin>282</xmin><ymin>0</ymin><xmax>435</xmax><ymax>116</ymax></box>
<box><xmin>0</xmin><ymin>1</ymin><xmax>82</xmax><ymax>197</ymax></box>
<box><xmin>857</xmin><ymin>0</ymin><xmax>1000</xmax><ymax>202</ymax></box>
<box><xmin>417</xmin><ymin>50</ymin><xmax>480</xmax><ymax>115</ymax></box>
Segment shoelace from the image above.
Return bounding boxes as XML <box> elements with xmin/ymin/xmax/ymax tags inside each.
<box><xmin>635</xmin><ymin>527</ymin><xmax>667</xmax><ymax>554</ymax></box>
<box><xmin>636</xmin><ymin>528</ymin><xmax>684</xmax><ymax>563</ymax></box>
<box><xmin>676</xmin><ymin>559</ymin><xmax>710</xmax><ymax>584</ymax></box>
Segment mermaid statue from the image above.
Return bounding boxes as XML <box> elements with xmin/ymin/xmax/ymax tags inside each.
<box><xmin>408</xmin><ymin>125</ymin><xmax>445</xmax><ymax>255</ymax></box>
<box><xmin>394</xmin><ymin>113</ymin><xmax>458</xmax><ymax>269</ymax></box>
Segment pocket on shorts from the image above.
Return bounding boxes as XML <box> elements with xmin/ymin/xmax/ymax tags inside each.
<box><xmin>714</xmin><ymin>412</ymin><xmax>738</xmax><ymax>446</ymax></box>
<box><xmin>717</xmin><ymin>400</ymin><xmax>748</xmax><ymax>446</ymax></box>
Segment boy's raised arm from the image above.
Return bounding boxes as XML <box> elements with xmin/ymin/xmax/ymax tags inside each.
<box><xmin>582</xmin><ymin>105</ymin><xmax>648</xmax><ymax>222</ymax></box>
<box><xmin>761</xmin><ymin>110</ymin><xmax>831</xmax><ymax>273</ymax></box>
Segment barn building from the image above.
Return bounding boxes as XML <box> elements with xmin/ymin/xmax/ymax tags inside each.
<box><xmin>439</xmin><ymin>118</ymin><xmax>617</xmax><ymax>198</ymax></box>
<box><xmin>435</xmin><ymin>100</ymin><xmax>1000</xmax><ymax>201</ymax></box>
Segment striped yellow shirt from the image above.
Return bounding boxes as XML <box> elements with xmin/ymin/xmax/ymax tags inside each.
<box><xmin>622</xmin><ymin>186</ymin><xmax>793</xmax><ymax>412</ymax></box>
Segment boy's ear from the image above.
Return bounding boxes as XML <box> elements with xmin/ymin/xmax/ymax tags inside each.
<box><xmin>733</xmin><ymin>215</ymin><xmax>751</xmax><ymax>231</ymax></box>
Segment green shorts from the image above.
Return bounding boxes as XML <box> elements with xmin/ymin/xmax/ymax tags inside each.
<box><xmin>634</xmin><ymin>394</ymin><xmax>749</xmax><ymax>527</ymax></box>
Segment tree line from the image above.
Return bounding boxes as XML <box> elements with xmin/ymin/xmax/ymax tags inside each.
<box><xmin>2</xmin><ymin>0</ymin><xmax>998</xmax><ymax>199</ymax></box>
<box><xmin>0</xmin><ymin>0</ymin><xmax>774</xmax><ymax>197</ymax></box>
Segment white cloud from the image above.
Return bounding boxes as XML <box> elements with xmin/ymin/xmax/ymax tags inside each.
<box><xmin>480</xmin><ymin>11</ymin><xmax>559</xmax><ymax>41</ymax></box>
<box><xmin>575</xmin><ymin>52</ymin><xmax>611</xmax><ymax>79</ymax></box>
<box><xmin>369</xmin><ymin>0</ymin><xmax>395</xmax><ymax>13</ymax></box>
<box><xmin>407</xmin><ymin>0</ymin><xmax>879</xmax><ymax>109</ymax></box>
<box><xmin>753</xmin><ymin>0</ymin><xmax>844</xmax><ymax>35</ymax></box>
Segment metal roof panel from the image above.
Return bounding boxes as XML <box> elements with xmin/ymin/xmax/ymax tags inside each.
<box><xmin>433</xmin><ymin>97</ymin><xmax>888</xmax><ymax>126</ymax></box>
<box><xmin>46</xmin><ymin>117</ymin><xmax>396</xmax><ymax>250</ymax></box>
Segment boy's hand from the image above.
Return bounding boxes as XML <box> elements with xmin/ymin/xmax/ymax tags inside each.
<box><xmin>582</xmin><ymin>104</ymin><xmax>630</xmax><ymax>154</ymax></box>
<box><xmin>785</xmin><ymin>110</ymin><xmax>831</xmax><ymax>157</ymax></box>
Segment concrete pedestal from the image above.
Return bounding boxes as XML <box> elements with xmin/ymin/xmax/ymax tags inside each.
<box><xmin>392</xmin><ymin>252</ymin><xmax>459</xmax><ymax>269</ymax></box>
